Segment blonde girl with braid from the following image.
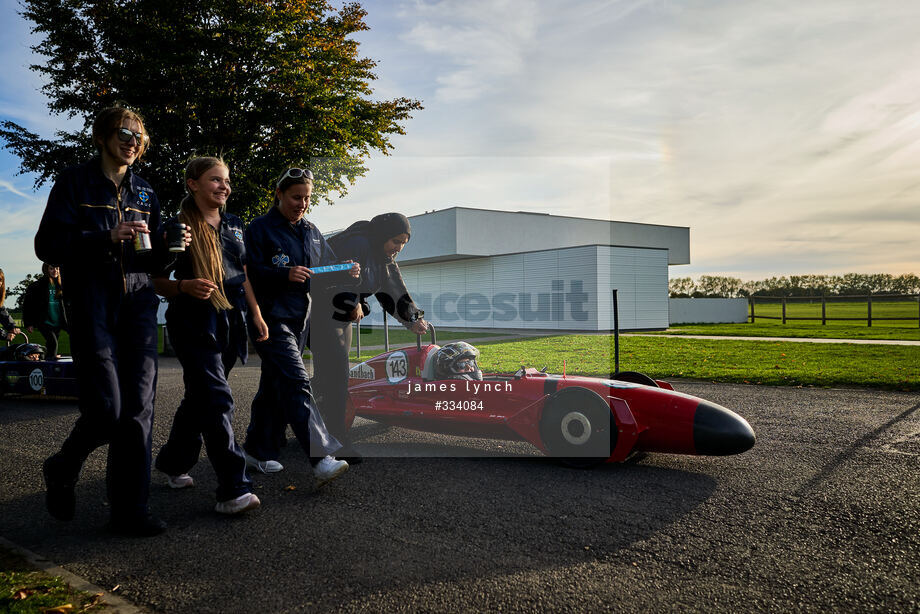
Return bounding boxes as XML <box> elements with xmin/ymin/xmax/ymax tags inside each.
<box><xmin>152</xmin><ymin>156</ymin><xmax>268</xmax><ymax>516</ymax></box>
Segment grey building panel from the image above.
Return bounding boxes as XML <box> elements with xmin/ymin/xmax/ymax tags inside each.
<box><xmin>491</xmin><ymin>253</ymin><xmax>525</xmax><ymax>328</ymax></box>
<box><xmin>463</xmin><ymin>258</ymin><xmax>493</xmax><ymax>324</ymax></box>
<box><xmin>397</xmin><ymin>208</ymin><xmax>459</xmax><ymax>263</ymax></box>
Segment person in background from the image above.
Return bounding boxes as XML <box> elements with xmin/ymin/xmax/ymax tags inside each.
<box><xmin>0</xmin><ymin>268</ymin><xmax>23</xmax><ymax>342</ymax></box>
<box><xmin>36</xmin><ymin>106</ymin><xmax>168</xmax><ymax>537</ymax></box>
<box><xmin>310</xmin><ymin>213</ymin><xmax>429</xmax><ymax>461</ymax></box>
<box><xmin>242</xmin><ymin>167</ymin><xmax>356</xmax><ymax>486</ymax></box>
<box><xmin>152</xmin><ymin>156</ymin><xmax>266</xmax><ymax>515</ymax></box>
<box><xmin>23</xmin><ymin>263</ymin><xmax>68</xmax><ymax>360</ymax></box>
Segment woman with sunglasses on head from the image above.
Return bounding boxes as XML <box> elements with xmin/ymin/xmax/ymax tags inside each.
<box><xmin>310</xmin><ymin>213</ymin><xmax>429</xmax><ymax>462</ymax></box>
<box><xmin>35</xmin><ymin>106</ymin><xmax>169</xmax><ymax>537</ymax></box>
<box><xmin>151</xmin><ymin>157</ymin><xmax>267</xmax><ymax>515</ymax></box>
<box><xmin>242</xmin><ymin>167</ymin><xmax>359</xmax><ymax>487</ymax></box>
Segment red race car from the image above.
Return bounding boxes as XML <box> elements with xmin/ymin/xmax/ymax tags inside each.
<box><xmin>346</xmin><ymin>330</ymin><xmax>755</xmax><ymax>467</ymax></box>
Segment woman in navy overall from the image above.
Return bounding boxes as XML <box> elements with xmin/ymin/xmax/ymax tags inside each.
<box><xmin>37</xmin><ymin>106</ymin><xmax>166</xmax><ymax>536</ymax></box>
<box><xmin>152</xmin><ymin>157</ymin><xmax>267</xmax><ymax>515</ymax></box>
<box><xmin>242</xmin><ymin>167</ymin><xmax>356</xmax><ymax>486</ymax></box>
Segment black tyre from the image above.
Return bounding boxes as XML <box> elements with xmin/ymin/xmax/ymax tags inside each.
<box><xmin>610</xmin><ymin>371</ymin><xmax>659</xmax><ymax>387</ymax></box>
<box><xmin>539</xmin><ymin>387</ymin><xmax>616</xmax><ymax>468</ymax></box>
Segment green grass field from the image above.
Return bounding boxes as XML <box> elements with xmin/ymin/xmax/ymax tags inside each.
<box><xmin>471</xmin><ymin>334</ymin><xmax>920</xmax><ymax>391</ymax></box>
<box><xmin>657</xmin><ymin>298</ymin><xmax>920</xmax><ymax>340</ymax></box>
<box><xmin>2</xmin><ymin>316</ymin><xmax>167</xmax><ymax>355</ymax></box>
<box><xmin>658</xmin><ymin>322</ymin><xmax>920</xmax><ymax>340</ymax></box>
<box><xmin>9</xmin><ymin>311</ymin><xmax>918</xmax><ymax>390</ymax></box>
<box><xmin>748</xmin><ymin>297</ymin><xmax>919</xmax><ymax>325</ymax></box>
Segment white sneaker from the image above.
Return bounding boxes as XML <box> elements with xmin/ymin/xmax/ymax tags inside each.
<box><xmin>314</xmin><ymin>456</ymin><xmax>349</xmax><ymax>487</ymax></box>
<box><xmin>167</xmin><ymin>474</ymin><xmax>194</xmax><ymax>489</ymax></box>
<box><xmin>244</xmin><ymin>451</ymin><xmax>284</xmax><ymax>474</ymax></box>
<box><xmin>214</xmin><ymin>492</ymin><xmax>261</xmax><ymax>515</ymax></box>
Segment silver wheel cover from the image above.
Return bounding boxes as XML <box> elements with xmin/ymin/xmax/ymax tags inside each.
<box><xmin>560</xmin><ymin>411</ymin><xmax>591</xmax><ymax>445</ymax></box>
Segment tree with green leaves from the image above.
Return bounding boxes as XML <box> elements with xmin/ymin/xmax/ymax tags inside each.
<box><xmin>1</xmin><ymin>0</ymin><xmax>421</xmax><ymax>220</ymax></box>
<box><xmin>6</xmin><ymin>273</ymin><xmax>42</xmax><ymax>311</ymax></box>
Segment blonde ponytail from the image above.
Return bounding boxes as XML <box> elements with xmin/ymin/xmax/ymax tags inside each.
<box><xmin>181</xmin><ymin>157</ymin><xmax>232</xmax><ymax>311</ymax></box>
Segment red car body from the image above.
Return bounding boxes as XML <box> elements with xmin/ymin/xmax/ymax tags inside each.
<box><xmin>346</xmin><ymin>342</ymin><xmax>755</xmax><ymax>465</ymax></box>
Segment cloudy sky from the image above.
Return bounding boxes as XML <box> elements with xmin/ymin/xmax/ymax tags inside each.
<box><xmin>2</xmin><ymin>0</ymin><xmax>919</xmax><ymax>286</ymax></box>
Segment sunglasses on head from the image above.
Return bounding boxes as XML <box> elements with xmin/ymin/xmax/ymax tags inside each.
<box><xmin>276</xmin><ymin>167</ymin><xmax>313</xmax><ymax>188</ymax></box>
<box><xmin>116</xmin><ymin>127</ymin><xmax>146</xmax><ymax>145</ymax></box>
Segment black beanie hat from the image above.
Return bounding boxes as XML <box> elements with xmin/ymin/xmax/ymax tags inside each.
<box><xmin>370</xmin><ymin>213</ymin><xmax>412</xmax><ymax>246</ymax></box>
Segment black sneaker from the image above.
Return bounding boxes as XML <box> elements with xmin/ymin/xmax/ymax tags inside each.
<box><xmin>107</xmin><ymin>514</ymin><xmax>167</xmax><ymax>538</ymax></box>
<box><xmin>42</xmin><ymin>456</ymin><xmax>76</xmax><ymax>521</ymax></box>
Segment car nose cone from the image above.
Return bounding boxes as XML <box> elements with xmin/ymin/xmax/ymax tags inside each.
<box><xmin>693</xmin><ymin>401</ymin><xmax>756</xmax><ymax>455</ymax></box>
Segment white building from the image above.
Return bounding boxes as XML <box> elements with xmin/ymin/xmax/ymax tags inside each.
<box><xmin>354</xmin><ymin>207</ymin><xmax>689</xmax><ymax>331</ymax></box>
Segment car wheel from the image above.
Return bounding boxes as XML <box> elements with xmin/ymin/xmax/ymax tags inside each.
<box><xmin>539</xmin><ymin>387</ymin><xmax>616</xmax><ymax>468</ymax></box>
<box><xmin>610</xmin><ymin>371</ymin><xmax>659</xmax><ymax>387</ymax></box>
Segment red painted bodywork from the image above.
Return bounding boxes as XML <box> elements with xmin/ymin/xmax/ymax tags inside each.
<box><xmin>346</xmin><ymin>344</ymin><xmax>752</xmax><ymax>462</ymax></box>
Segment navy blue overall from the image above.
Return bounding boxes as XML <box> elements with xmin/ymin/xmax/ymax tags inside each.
<box><xmin>35</xmin><ymin>158</ymin><xmax>162</xmax><ymax>523</ymax></box>
<box><xmin>311</xmin><ymin>232</ymin><xmax>422</xmax><ymax>443</ymax></box>
<box><xmin>154</xmin><ymin>214</ymin><xmax>252</xmax><ymax>502</ymax></box>
<box><xmin>243</xmin><ymin>206</ymin><xmax>341</xmax><ymax>461</ymax></box>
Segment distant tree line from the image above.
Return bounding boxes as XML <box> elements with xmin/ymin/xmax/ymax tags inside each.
<box><xmin>669</xmin><ymin>273</ymin><xmax>920</xmax><ymax>298</ymax></box>
<box><xmin>5</xmin><ymin>274</ymin><xmax>41</xmax><ymax>311</ymax></box>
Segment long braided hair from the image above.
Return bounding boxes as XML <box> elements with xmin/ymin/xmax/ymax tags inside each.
<box><xmin>179</xmin><ymin>157</ymin><xmax>232</xmax><ymax>311</ymax></box>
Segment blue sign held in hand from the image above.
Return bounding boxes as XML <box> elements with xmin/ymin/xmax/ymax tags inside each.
<box><xmin>310</xmin><ymin>263</ymin><xmax>355</xmax><ymax>274</ymax></box>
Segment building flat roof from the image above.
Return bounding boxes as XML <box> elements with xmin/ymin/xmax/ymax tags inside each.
<box><xmin>393</xmin><ymin>207</ymin><xmax>690</xmax><ymax>265</ymax></box>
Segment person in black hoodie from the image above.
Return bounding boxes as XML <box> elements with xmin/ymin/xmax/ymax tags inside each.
<box><xmin>22</xmin><ymin>263</ymin><xmax>68</xmax><ymax>360</ymax></box>
<box><xmin>311</xmin><ymin>212</ymin><xmax>429</xmax><ymax>461</ymax></box>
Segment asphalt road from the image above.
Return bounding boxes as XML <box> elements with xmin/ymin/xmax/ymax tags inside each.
<box><xmin>1</xmin><ymin>358</ymin><xmax>918</xmax><ymax>613</ymax></box>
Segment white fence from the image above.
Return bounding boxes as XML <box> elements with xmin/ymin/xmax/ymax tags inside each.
<box><xmin>669</xmin><ymin>298</ymin><xmax>748</xmax><ymax>324</ymax></box>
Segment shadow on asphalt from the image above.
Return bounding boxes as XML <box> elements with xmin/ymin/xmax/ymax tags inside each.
<box><xmin>3</xmin><ymin>449</ymin><xmax>717</xmax><ymax>613</ymax></box>
<box><xmin>0</xmin><ymin>396</ymin><xmax>77</xmax><ymax>424</ymax></box>
<box><xmin>794</xmin><ymin>400</ymin><xmax>920</xmax><ymax>498</ymax></box>
<box><xmin>1</xmin><ymin>389</ymin><xmax>720</xmax><ymax>613</ymax></box>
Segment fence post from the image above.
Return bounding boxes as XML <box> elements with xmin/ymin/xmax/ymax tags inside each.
<box><xmin>782</xmin><ymin>297</ymin><xmax>786</xmax><ymax>324</ymax></box>
<box><xmin>749</xmin><ymin>296</ymin><xmax>755</xmax><ymax>323</ymax></box>
<box><xmin>383</xmin><ymin>310</ymin><xmax>390</xmax><ymax>352</ymax></box>
<box><xmin>821</xmin><ymin>295</ymin><xmax>826</xmax><ymax>326</ymax></box>
<box><xmin>355</xmin><ymin>322</ymin><xmax>361</xmax><ymax>358</ymax></box>
<box><xmin>867</xmin><ymin>293</ymin><xmax>872</xmax><ymax>327</ymax></box>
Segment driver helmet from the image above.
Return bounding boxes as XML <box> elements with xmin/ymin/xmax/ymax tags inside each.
<box><xmin>14</xmin><ymin>343</ymin><xmax>45</xmax><ymax>361</ymax></box>
<box><xmin>434</xmin><ymin>342</ymin><xmax>482</xmax><ymax>381</ymax></box>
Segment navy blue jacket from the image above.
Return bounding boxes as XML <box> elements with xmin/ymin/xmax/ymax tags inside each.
<box><xmin>245</xmin><ymin>206</ymin><xmax>337</xmax><ymax>327</ymax></box>
<box><xmin>159</xmin><ymin>213</ymin><xmax>250</xmax><ymax>361</ymax></box>
<box><xmin>318</xmin><ymin>233</ymin><xmax>421</xmax><ymax>325</ymax></box>
<box><xmin>35</xmin><ymin>158</ymin><xmax>163</xmax><ymax>327</ymax></box>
